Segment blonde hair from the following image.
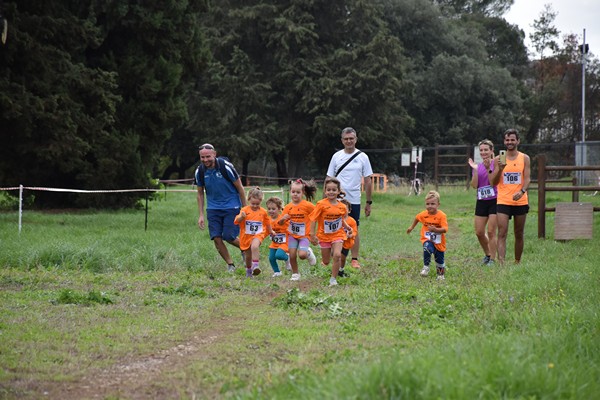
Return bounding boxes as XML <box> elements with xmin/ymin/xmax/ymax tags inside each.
<box><xmin>425</xmin><ymin>190</ymin><xmax>440</xmax><ymax>203</ymax></box>
<box><xmin>247</xmin><ymin>187</ymin><xmax>264</xmax><ymax>202</ymax></box>
<box><xmin>478</xmin><ymin>139</ymin><xmax>494</xmax><ymax>151</ymax></box>
<box><xmin>265</xmin><ymin>196</ymin><xmax>283</xmax><ymax>210</ymax></box>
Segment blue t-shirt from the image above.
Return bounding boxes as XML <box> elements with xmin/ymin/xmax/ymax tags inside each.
<box><xmin>196</xmin><ymin>161</ymin><xmax>242</xmax><ymax>210</ymax></box>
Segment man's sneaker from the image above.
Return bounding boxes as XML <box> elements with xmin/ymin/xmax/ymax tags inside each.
<box><xmin>227</xmin><ymin>264</ymin><xmax>236</xmax><ymax>273</ymax></box>
<box><xmin>252</xmin><ymin>266</ymin><xmax>261</xmax><ymax>276</ymax></box>
<box><xmin>351</xmin><ymin>259</ymin><xmax>361</xmax><ymax>269</ymax></box>
<box><xmin>420</xmin><ymin>265</ymin><xmax>430</xmax><ymax>276</ymax></box>
<box><xmin>307</xmin><ymin>247</ymin><xmax>317</xmax><ymax>266</ymax></box>
<box><xmin>329</xmin><ymin>278</ymin><xmax>338</xmax><ymax>287</ymax></box>
<box><xmin>482</xmin><ymin>255</ymin><xmax>491</xmax><ymax>265</ymax></box>
<box><xmin>272</xmin><ymin>272</ymin><xmax>282</xmax><ymax>277</ymax></box>
<box><xmin>285</xmin><ymin>257</ymin><xmax>292</xmax><ymax>271</ymax></box>
<box><xmin>337</xmin><ymin>268</ymin><xmax>346</xmax><ymax>277</ymax></box>
<box><xmin>290</xmin><ymin>273</ymin><xmax>301</xmax><ymax>281</ymax></box>
<box><xmin>487</xmin><ymin>260</ymin><xmax>495</xmax><ymax>266</ymax></box>
<box><xmin>245</xmin><ymin>268</ymin><xmax>253</xmax><ymax>278</ymax></box>
<box><xmin>437</xmin><ymin>274</ymin><xmax>445</xmax><ymax>281</ymax></box>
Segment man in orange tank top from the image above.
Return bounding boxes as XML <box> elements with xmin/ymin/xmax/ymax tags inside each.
<box><xmin>490</xmin><ymin>129</ymin><xmax>530</xmax><ymax>264</ymax></box>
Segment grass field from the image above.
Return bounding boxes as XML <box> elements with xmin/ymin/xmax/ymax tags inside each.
<box><xmin>1</xmin><ymin>186</ymin><xmax>599</xmax><ymax>399</ymax></box>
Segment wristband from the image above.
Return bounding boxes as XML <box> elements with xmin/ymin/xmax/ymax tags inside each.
<box><xmin>366</xmin><ymin>200</ymin><xmax>373</xmax><ymax>205</ymax></box>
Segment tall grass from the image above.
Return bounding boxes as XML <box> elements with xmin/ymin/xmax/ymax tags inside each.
<box><xmin>1</xmin><ymin>187</ymin><xmax>599</xmax><ymax>399</ymax></box>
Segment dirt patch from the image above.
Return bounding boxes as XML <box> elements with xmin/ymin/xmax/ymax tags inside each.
<box><xmin>41</xmin><ymin>321</ymin><xmax>240</xmax><ymax>400</ymax></box>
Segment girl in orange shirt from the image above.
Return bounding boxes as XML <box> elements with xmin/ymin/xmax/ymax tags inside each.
<box><xmin>340</xmin><ymin>199</ymin><xmax>357</xmax><ymax>277</ymax></box>
<box><xmin>234</xmin><ymin>187</ymin><xmax>274</xmax><ymax>278</ymax></box>
<box><xmin>309</xmin><ymin>177</ymin><xmax>353</xmax><ymax>286</ymax></box>
<box><xmin>280</xmin><ymin>179</ymin><xmax>318</xmax><ymax>281</ymax></box>
<box><xmin>266</xmin><ymin>197</ymin><xmax>291</xmax><ymax>277</ymax></box>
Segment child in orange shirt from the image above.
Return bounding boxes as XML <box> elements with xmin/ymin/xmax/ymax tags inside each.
<box><xmin>309</xmin><ymin>177</ymin><xmax>353</xmax><ymax>287</ymax></box>
<box><xmin>266</xmin><ymin>196</ymin><xmax>291</xmax><ymax>277</ymax></box>
<box><xmin>234</xmin><ymin>187</ymin><xmax>274</xmax><ymax>278</ymax></box>
<box><xmin>321</xmin><ymin>198</ymin><xmax>356</xmax><ymax>278</ymax></box>
<box><xmin>406</xmin><ymin>190</ymin><xmax>448</xmax><ymax>280</ymax></box>
<box><xmin>280</xmin><ymin>179</ymin><xmax>318</xmax><ymax>281</ymax></box>
<box><xmin>339</xmin><ymin>199</ymin><xmax>357</xmax><ymax>277</ymax></box>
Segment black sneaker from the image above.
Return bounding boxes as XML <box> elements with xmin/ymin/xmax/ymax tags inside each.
<box><xmin>337</xmin><ymin>268</ymin><xmax>346</xmax><ymax>277</ymax></box>
<box><xmin>482</xmin><ymin>255</ymin><xmax>491</xmax><ymax>265</ymax></box>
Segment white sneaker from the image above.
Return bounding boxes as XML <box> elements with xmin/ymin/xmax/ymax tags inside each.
<box><xmin>272</xmin><ymin>272</ymin><xmax>282</xmax><ymax>277</ymax></box>
<box><xmin>307</xmin><ymin>247</ymin><xmax>317</xmax><ymax>266</ymax></box>
<box><xmin>420</xmin><ymin>266</ymin><xmax>430</xmax><ymax>277</ymax></box>
<box><xmin>290</xmin><ymin>273</ymin><xmax>301</xmax><ymax>281</ymax></box>
<box><xmin>437</xmin><ymin>274</ymin><xmax>445</xmax><ymax>281</ymax></box>
<box><xmin>329</xmin><ymin>278</ymin><xmax>338</xmax><ymax>286</ymax></box>
<box><xmin>285</xmin><ymin>257</ymin><xmax>292</xmax><ymax>271</ymax></box>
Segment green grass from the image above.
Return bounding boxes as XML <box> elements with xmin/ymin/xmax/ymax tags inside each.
<box><xmin>1</xmin><ymin>187</ymin><xmax>599</xmax><ymax>399</ymax></box>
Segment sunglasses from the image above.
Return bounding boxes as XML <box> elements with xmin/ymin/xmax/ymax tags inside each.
<box><xmin>198</xmin><ymin>144</ymin><xmax>215</xmax><ymax>150</ymax></box>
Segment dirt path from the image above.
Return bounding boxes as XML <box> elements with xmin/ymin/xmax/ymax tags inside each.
<box><xmin>42</xmin><ymin>318</ymin><xmax>243</xmax><ymax>400</ymax></box>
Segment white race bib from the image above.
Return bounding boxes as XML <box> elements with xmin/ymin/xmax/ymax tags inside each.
<box><xmin>288</xmin><ymin>221</ymin><xmax>306</xmax><ymax>236</ymax></box>
<box><xmin>425</xmin><ymin>231</ymin><xmax>442</xmax><ymax>244</ymax></box>
<box><xmin>324</xmin><ymin>217</ymin><xmax>342</xmax><ymax>234</ymax></box>
<box><xmin>245</xmin><ymin>221</ymin><xmax>263</xmax><ymax>235</ymax></box>
<box><xmin>503</xmin><ymin>172</ymin><xmax>522</xmax><ymax>185</ymax></box>
<box><xmin>477</xmin><ymin>185</ymin><xmax>495</xmax><ymax>200</ymax></box>
<box><xmin>272</xmin><ymin>233</ymin><xmax>286</xmax><ymax>244</ymax></box>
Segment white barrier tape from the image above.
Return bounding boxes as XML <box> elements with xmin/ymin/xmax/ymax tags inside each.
<box><xmin>1</xmin><ymin>186</ymin><xmax>284</xmax><ymax>194</ymax></box>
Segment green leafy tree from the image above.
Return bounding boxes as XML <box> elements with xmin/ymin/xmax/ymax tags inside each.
<box><xmin>0</xmin><ymin>1</ymin><xmax>208</xmax><ymax>207</ymax></box>
<box><xmin>187</xmin><ymin>0</ymin><xmax>412</xmax><ymax>180</ymax></box>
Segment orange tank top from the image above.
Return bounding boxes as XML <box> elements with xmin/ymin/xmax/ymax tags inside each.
<box><xmin>497</xmin><ymin>152</ymin><xmax>528</xmax><ymax>206</ymax></box>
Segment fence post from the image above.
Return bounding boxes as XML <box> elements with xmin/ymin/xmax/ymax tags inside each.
<box><xmin>434</xmin><ymin>144</ymin><xmax>439</xmax><ymax>190</ymax></box>
<box><xmin>537</xmin><ymin>154</ymin><xmax>546</xmax><ymax>239</ymax></box>
<box><xmin>572</xmin><ymin>177</ymin><xmax>579</xmax><ymax>202</ymax></box>
<box><xmin>465</xmin><ymin>145</ymin><xmax>471</xmax><ymax>189</ymax></box>
<box><xmin>19</xmin><ymin>184</ymin><xmax>23</xmax><ymax>234</ymax></box>
<box><xmin>145</xmin><ymin>189</ymin><xmax>149</xmax><ymax>231</ymax></box>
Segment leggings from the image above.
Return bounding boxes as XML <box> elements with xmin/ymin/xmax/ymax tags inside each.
<box><xmin>269</xmin><ymin>248</ymin><xmax>289</xmax><ymax>272</ymax></box>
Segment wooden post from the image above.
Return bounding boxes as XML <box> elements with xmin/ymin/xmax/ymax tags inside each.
<box><xmin>537</xmin><ymin>154</ymin><xmax>546</xmax><ymax>238</ymax></box>
<box><xmin>434</xmin><ymin>144</ymin><xmax>439</xmax><ymax>190</ymax></box>
<box><xmin>465</xmin><ymin>145</ymin><xmax>471</xmax><ymax>189</ymax></box>
<box><xmin>572</xmin><ymin>177</ymin><xmax>579</xmax><ymax>202</ymax></box>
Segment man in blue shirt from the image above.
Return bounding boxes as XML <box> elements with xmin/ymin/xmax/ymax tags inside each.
<box><xmin>196</xmin><ymin>144</ymin><xmax>246</xmax><ymax>272</ymax></box>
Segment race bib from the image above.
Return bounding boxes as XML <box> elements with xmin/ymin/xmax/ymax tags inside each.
<box><xmin>503</xmin><ymin>172</ymin><xmax>522</xmax><ymax>185</ymax></box>
<box><xmin>477</xmin><ymin>185</ymin><xmax>495</xmax><ymax>200</ymax></box>
<box><xmin>245</xmin><ymin>221</ymin><xmax>263</xmax><ymax>235</ymax></box>
<box><xmin>288</xmin><ymin>221</ymin><xmax>306</xmax><ymax>236</ymax></box>
<box><xmin>272</xmin><ymin>233</ymin><xmax>286</xmax><ymax>244</ymax></box>
<box><xmin>425</xmin><ymin>231</ymin><xmax>442</xmax><ymax>244</ymax></box>
<box><xmin>324</xmin><ymin>217</ymin><xmax>342</xmax><ymax>234</ymax></box>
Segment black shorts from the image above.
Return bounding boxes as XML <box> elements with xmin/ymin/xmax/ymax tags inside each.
<box><xmin>497</xmin><ymin>204</ymin><xmax>529</xmax><ymax>217</ymax></box>
<box><xmin>475</xmin><ymin>199</ymin><xmax>497</xmax><ymax>217</ymax></box>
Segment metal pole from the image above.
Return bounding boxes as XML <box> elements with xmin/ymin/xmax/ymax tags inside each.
<box><xmin>582</xmin><ymin>28</ymin><xmax>586</xmax><ymax>143</ymax></box>
<box><xmin>18</xmin><ymin>184</ymin><xmax>23</xmax><ymax>234</ymax></box>
<box><xmin>145</xmin><ymin>189</ymin><xmax>149</xmax><ymax>231</ymax></box>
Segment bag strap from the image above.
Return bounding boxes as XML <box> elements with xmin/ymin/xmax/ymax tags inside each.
<box><xmin>335</xmin><ymin>151</ymin><xmax>362</xmax><ymax>177</ymax></box>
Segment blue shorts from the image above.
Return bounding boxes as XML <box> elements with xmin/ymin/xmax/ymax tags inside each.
<box><xmin>349</xmin><ymin>204</ymin><xmax>361</xmax><ymax>226</ymax></box>
<box><xmin>207</xmin><ymin>208</ymin><xmax>240</xmax><ymax>242</ymax></box>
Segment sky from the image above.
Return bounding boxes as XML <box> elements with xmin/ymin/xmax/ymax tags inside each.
<box><xmin>504</xmin><ymin>0</ymin><xmax>599</xmax><ymax>56</ymax></box>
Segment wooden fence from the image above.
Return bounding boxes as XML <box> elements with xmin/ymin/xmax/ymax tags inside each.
<box><xmin>537</xmin><ymin>154</ymin><xmax>600</xmax><ymax>238</ymax></box>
